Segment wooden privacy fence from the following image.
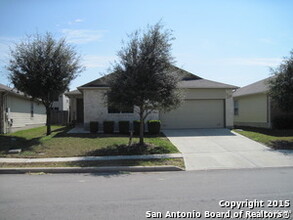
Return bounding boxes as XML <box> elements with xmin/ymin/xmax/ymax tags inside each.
<box><xmin>50</xmin><ymin>110</ymin><xmax>68</xmax><ymax>125</ymax></box>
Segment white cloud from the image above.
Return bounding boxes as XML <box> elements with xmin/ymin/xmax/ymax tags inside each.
<box><xmin>74</xmin><ymin>19</ymin><xmax>83</xmax><ymax>23</ymax></box>
<box><xmin>61</xmin><ymin>29</ymin><xmax>105</xmax><ymax>44</ymax></box>
<box><xmin>68</xmin><ymin>18</ymin><xmax>84</xmax><ymax>25</ymax></box>
<box><xmin>218</xmin><ymin>57</ymin><xmax>282</xmax><ymax>67</ymax></box>
<box><xmin>83</xmin><ymin>55</ymin><xmax>116</xmax><ymax>68</ymax></box>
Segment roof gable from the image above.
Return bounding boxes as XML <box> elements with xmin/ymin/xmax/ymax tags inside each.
<box><xmin>233</xmin><ymin>77</ymin><xmax>271</xmax><ymax>97</ymax></box>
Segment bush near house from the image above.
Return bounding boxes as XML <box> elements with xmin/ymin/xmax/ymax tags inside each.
<box><xmin>147</xmin><ymin>120</ymin><xmax>161</xmax><ymax>135</ymax></box>
<box><xmin>272</xmin><ymin>116</ymin><xmax>293</xmax><ymax>129</ymax></box>
<box><xmin>103</xmin><ymin>121</ymin><xmax>114</xmax><ymax>134</ymax></box>
<box><xmin>119</xmin><ymin>121</ymin><xmax>130</xmax><ymax>134</ymax></box>
<box><xmin>90</xmin><ymin>121</ymin><xmax>99</xmax><ymax>133</ymax></box>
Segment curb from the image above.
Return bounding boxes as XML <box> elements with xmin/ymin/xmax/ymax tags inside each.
<box><xmin>0</xmin><ymin>153</ymin><xmax>183</xmax><ymax>163</ymax></box>
<box><xmin>0</xmin><ymin>166</ymin><xmax>184</xmax><ymax>174</ymax></box>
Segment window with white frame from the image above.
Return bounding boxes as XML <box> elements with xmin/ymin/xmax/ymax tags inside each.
<box><xmin>234</xmin><ymin>100</ymin><xmax>239</xmax><ymax>116</ymax></box>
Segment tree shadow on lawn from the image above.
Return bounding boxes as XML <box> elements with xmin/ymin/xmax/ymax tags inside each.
<box><xmin>86</xmin><ymin>143</ymin><xmax>172</xmax><ymax>156</ymax></box>
<box><xmin>55</xmin><ymin>128</ymin><xmax>164</xmax><ymax>139</ymax></box>
<box><xmin>236</xmin><ymin>126</ymin><xmax>293</xmax><ymax>137</ymax></box>
<box><xmin>0</xmin><ymin>135</ymin><xmax>41</xmax><ymax>156</ymax></box>
<box><xmin>0</xmin><ymin>126</ymin><xmax>69</xmax><ymax>156</ymax></box>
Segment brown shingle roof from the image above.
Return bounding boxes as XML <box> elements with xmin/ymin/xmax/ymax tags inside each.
<box><xmin>0</xmin><ymin>83</ymin><xmax>27</xmax><ymax>97</ymax></box>
<box><xmin>178</xmin><ymin>79</ymin><xmax>238</xmax><ymax>89</ymax></box>
<box><xmin>233</xmin><ymin>77</ymin><xmax>271</xmax><ymax>97</ymax></box>
<box><xmin>65</xmin><ymin>89</ymin><xmax>82</xmax><ymax>97</ymax></box>
<box><xmin>78</xmin><ymin>66</ymin><xmax>237</xmax><ymax>89</ymax></box>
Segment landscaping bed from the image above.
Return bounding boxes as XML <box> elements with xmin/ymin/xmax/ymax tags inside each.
<box><xmin>234</xmin><ymin>127</ymin><xmax>293</xmax><ymax>150</ymax></box>
<box><xmin>0</xmin><ymin>126</ymin><xmax>179</xmax><ymax>158</ymax></box>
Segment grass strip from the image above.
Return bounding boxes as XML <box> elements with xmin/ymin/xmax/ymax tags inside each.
<box><xmin>234</xmin><ymin>127</ymin><xmax>293</xmax><ymax>150</ymax></box>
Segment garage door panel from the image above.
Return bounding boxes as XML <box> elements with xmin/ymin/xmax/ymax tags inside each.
<box><xmin>160</xmin><ymin>100</ymin><xmax>224</xmax><ymax>129</ymax></box>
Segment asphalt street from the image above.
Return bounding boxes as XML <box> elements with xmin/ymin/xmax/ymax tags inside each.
<box><xmin>0</xmin><ymin>167</ymin><xmax>292</xmax><ymax>220</ymax></box>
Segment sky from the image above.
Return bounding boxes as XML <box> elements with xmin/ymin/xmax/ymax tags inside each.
<box><xmin>0</xmin><ymin>0</ymin><xmax>292</xmax><ymax>90</ymax></box>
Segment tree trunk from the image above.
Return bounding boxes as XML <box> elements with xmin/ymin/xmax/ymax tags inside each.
<box><xmin>46</xmin><ymin>106</ymin><xmax>51</xmax><ymax>135</ymax></box>
<box><xmin>139</xmin><ymin>107</ymin><xmax>144</xmax><ymax>145</ymax></box>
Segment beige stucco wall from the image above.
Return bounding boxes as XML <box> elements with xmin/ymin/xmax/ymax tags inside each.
<box><xmin>183</xmin><ymin>88</ymin><xmax>227</xmax><ymax>99</ymax></box>
<box><xmin>4</xmin><ymin>94</ymin><xmax>46</xmax><ymax>133</ymax></box>
<box><xmin>225</xmin><ymin>89</ymin><xmax>234</xmax><ymax>128</ymax></box>
<box><xmin>234</xmin><ymin>93</ymin><xmax>269</xmax><ymax>128</ymax></box>
<box><xmin>83</xmin><ymin>88</ymin><xmax>158</xmax><ymax>130</ymax></box>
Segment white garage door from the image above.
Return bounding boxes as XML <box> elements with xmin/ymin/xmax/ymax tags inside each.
<box><xmin>160</xmin><ymin>99</ymin><xmax>224</xmax><ymax>129</ymax></box>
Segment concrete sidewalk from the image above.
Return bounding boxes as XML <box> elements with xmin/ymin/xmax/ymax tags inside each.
<box><xmin>163</xmin><ymin>129</ymin><xmax>293</xmax><ymax>171</ymax></box>
<box><xmin>0</xmin><ymin>153</ymin><xmax>183</xmax><ymax>163</ymax></box>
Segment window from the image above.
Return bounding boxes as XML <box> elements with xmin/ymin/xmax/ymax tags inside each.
<box><xmin>121</xmin><ymin>106</ymin><xmax>134</xmax><ymax>113</ymax></box>
<box><xmin>108</xmin><ymin>106</ymin><xmax>120</xmax><ymax>113</ymax></box>
<box><xmin>31</xmin><ymin>102</ymin><xmax>34</xmax><ymax>117</ymax></box>
<box><xmin>234</xmin><ymin>100</ymin><xmax>239</xmax><ymax>116</ymax></box>
<box><xmin>108</xmin><ymin>105</ymin><xmax>133</xmax><ymax>114</ymax></box>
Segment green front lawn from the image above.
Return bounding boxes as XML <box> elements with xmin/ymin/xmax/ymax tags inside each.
<box><xmin>0</xmin><ymin>126</ymin><xmax>179</xmax><ymax>158</ymax></box>
<box><xmin>234</xmin><ymin>127</ymin><xmax>293</xmax><ymax>150</ymax></box>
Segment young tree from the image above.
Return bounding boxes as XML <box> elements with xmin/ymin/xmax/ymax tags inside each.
<box><xmin>7</xmin><ymin>33</ymin><xmax>83</xmax><ymax>135</ymax></box>
<box><xmin>107</xmin><ymin>23</ymin><xmax>181</xmax><ymax>145</ymax></box>
<box><xmin>269</xmin><ymin>50</ymin><xmax>293</xmax><ymax>112</ymax></box>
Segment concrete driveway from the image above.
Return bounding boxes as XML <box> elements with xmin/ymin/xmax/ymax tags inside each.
<box><xmin>163</xmin><ymin>129</ymin><xmax>293</xmax><ymax>171</ymax></box>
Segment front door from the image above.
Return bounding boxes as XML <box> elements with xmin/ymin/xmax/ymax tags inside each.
<box><xmin>76</xmin><ymin>98</ymin><xmax>84</xmax><ymax>123</ymax></box>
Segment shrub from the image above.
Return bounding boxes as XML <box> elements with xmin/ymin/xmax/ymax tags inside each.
<box><xmin>89</xmin><ymin>121</ymin><xmax>99</xmax><ymax>133</ymax></box>
<box><xmin>119</xmin><ymin>121</ymin><xmax>130</xmax><ymax>134</ymax></box>
<box><xmin>103</xmin><ymin>121</ymin><xmax>114</xmax><ymax>134</ymax></box>
<box><xmin>147</xmin><ymin>120</ymin><xmax>161</xmax><ymax>134</ymax></box>
<box><xmin>68</xmin><ymin>120</ymin><xmax>76</xmax><ymax>128</ymax></box>
<box><xmin>272</xmin><ymin>115</ymin><xmax>293</xmax><ymax>129</ymax></box>
<box><xmin>133</xmin><ymin>120</ymin><xmax>145</xmax><ymax>135</ymax></box>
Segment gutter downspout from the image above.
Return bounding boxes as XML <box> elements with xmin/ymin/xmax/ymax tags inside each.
<box><xmin>267</xmin><ymin>95</ymin><xmax>272</xmax><ymax>128</ymax></box>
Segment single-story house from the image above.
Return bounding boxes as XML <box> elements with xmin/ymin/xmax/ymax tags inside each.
<box><xmin>66</xmin><ymin>66</ymin><xmax>238</xmax><ymax>130</ymax></box>
<box><xmin>0</xmin><ymin>83</ymin><xmax>46</xmax><ymax>134</ymax></box>
<box><xmin>233</xmin><ymin>77</ymin><xmax>292</xmax><ymax>128</ymax></box>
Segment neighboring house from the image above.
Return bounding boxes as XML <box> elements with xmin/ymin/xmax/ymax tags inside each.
<box><xmin>233</xmin><ymin>77</ymin><xmax>292</xmax><ymax>128</ymax></box>
<box><xmin>0</xmin><ymin>83</ymin><xmax>46</xmax><ymax>134</ymax></box>
<box><xmin>66</xmin><ymin>66</ymin><xmax>238</xmax><ymax>130</ymax></box>
<box><xmin>51</xmin><ymin>93</ymin><xmax>69</xmax><ymax>111</ymax></box>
